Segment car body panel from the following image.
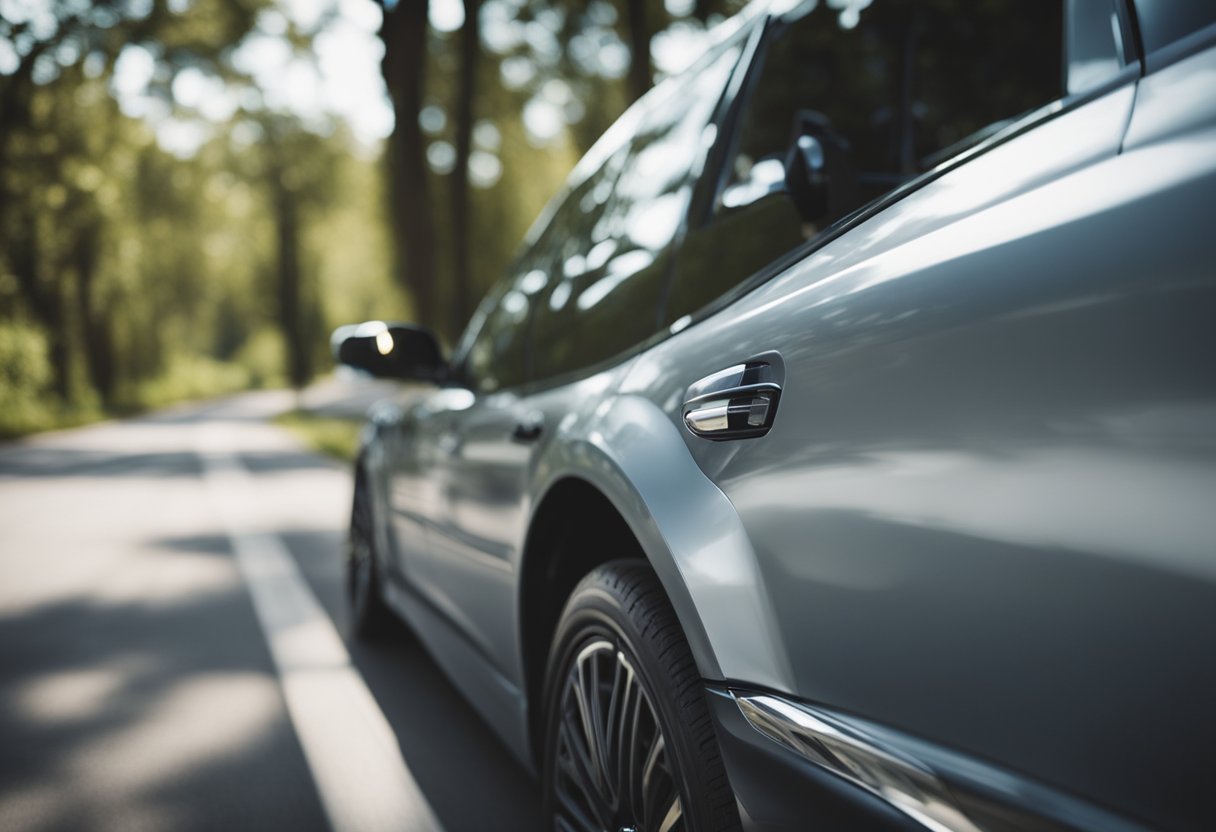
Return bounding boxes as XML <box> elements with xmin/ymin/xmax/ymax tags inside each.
<box><xmin>620</xmin><ymin>78</ymin><xmax>1143</xmax><ymax>673</ymax></box>
<box><xmin>526</xmin><ymin>388</ymin><xmax>795</xmax><ymax>692</ymax></box>
<box><xmin>619</xmin><ymin>47</ymin><xmax>1216</xmax><ymax>831</ymax></box>
<box><xmin>412</xmin><ymin>388</ymin><xmax>528</xmax><ymax>672</ymax></box>
<box><xmin>351</xmin><ymin>9</ymin><xmax>1216</xmax><ymax>829</ymax></box>
<box><xmin>381</xmin><ymin>567</ymin><xmax>532</xmax><ymax>759</ymax></box>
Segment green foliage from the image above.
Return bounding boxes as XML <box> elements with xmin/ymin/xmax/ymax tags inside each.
<box><xmin>0</xmin><ymin>321</ymin><xmax>55</xmax><ymax>437</ymax></box>
<box><xmin>315</xmin><ymin>151</ymin><xmax>410</xmax><ymax>327</ymax></box>
<box><xmin>120</xmin><ymin>355</ymin><xmax>251</xmax><ymax>411</ymax></box>
<box><xmin>0</xmin><ymin>319</ymin><xmax>107</xmax><ymax>437</ymax></box>
<box><xmin>273</xmin><ymin>410</ymin><xmax>362</xmax><ymax>462</ymax></box>
<box><xmin>1</xmin><ymin>0</ymin><xmax>757</xmax><ymax>438</ymax></box>
<box><xmin>234</xmin><ymin>328</ymin><xmax>288</xmax><ymax>390</ymax></box>
<box><xmin>0</xmin><ymin>0</ymin><xmax>406</xmax><ymax>434</ymax></box>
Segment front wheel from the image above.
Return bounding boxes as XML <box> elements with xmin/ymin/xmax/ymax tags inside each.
<box><xmin>540</xmin><ymin>561</ymin><xmax>740</xmax><ymax>832</ymax></box>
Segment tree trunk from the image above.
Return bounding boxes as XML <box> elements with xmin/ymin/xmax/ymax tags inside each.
<box><xmin>274</xmin><ymin>180</ymin><xmax>310</xmax><ymax>390</ymax></box>
<box><xmin>450</xmin><ymin>0</ymin><xmax>482</xmax><ymax>338</ymax></box>
<box><xmin>74</xmin><ymin>223</ymin><xmax>115</xmax><ymax>405</ymax></box>
<box><xmin>693</xmin><ymin>0</ymin><xmax>721</xmax><ymax>24</ymax></box>
<box><xmin>625</xmin><ymin>0</ymin><xmax>653</xmax><ymax>103</ymax></box>
<box><xmin>380</xmin><ymin>0</ymin><xmax>437</xmax><ymax>330</ymax></box>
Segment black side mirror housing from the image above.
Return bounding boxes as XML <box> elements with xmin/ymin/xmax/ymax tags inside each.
<box><xmin>784</xmin><ymin>109</ymin><xmax>857</xmax><ymax>225</ymax></box>
<box><xmin>332</xmin><ymin>321</ymin><xmax>446</xmax><ymax>382</ymax></box>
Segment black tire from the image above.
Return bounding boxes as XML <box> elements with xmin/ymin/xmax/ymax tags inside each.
<box><xmin>347</xmin><ymin>473</ymin><xmax>394</xmax><ymax>640</ymax></box>
<box><xmin>540</xmin><ymin>561</ymin><xmax>740</xmax><ymax>832</ymax></box>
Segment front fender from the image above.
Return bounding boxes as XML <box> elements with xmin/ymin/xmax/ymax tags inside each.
<box><xmin>530</xmin><ymin>393</ymin><xmax>795</xmax><ymax>691</ymax></box>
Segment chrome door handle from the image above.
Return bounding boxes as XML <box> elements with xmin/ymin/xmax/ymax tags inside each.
<box><xmin>683</xmin><ymin>359</ymin><xmax>783</xmax><ymax>440</ymax></box>
<box><xmin>684</xmin><ymin>383</ymin><xmax>780</xmax><ymax>438</ymax></box>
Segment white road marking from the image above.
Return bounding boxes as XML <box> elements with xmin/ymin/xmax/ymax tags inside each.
<box><xmin>197</xmin><ymin>426</ymin><xmax>442</xmax><ymax>832</ymax></box>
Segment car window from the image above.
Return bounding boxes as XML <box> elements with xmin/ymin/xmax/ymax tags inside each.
<box><xmin>459</xmin><ymin>222</ymin><xmax>566</xmax><ymax>393</ymax></box>
<box><xmin>1133</xmin><ymin>0</ymin><xmax>1216</xmax><ymax>54</ymax></box>
<box><xmin>664</xmin><ymin>0</ymin><xmax>1126</xmax><ymax>326</ymax></box>
<box><xmin>460</xmin><ymin>275</ymin><xmax>531</xmax><ymax>394</ymax></box>
<box><xmin>527</xmin><ymin>41</ymin><xmax>743</xmax><ymax>384</ymax></box>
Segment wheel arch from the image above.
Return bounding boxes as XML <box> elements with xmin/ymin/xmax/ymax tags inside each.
<box><xmin>518</xmin><ymin>477</ymin><xmax>647</xmax><ymax>758</ymax></box>
<box><xmin>517</xmin><ymin>393</ymin><xmax>794</xmax><ymax>765</ymax></box>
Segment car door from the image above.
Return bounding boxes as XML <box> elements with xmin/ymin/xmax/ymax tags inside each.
<box><xmin>405</xmin><ymin>276</ymin><xmax>538</xmax><ymax>671</ymax></box>
<box><xmin>623</xmin><ymin>1</ymin><xmax>1216</xmax><ymax>829</ymax></box>
<box><xmin>409</xmin><ymin>35</ymin><xmax>751</xmax><ymax>679</ymax></box>
<box><xmin>375</xmin><ymin>387</ymin><xmax>439</xmax><ymax>588</ymax></box>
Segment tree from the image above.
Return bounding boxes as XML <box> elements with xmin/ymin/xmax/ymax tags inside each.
<box><xmin>451</xmin><ymin>0</ymin><xmax>484</xmax><ymax>336</ymax></box>
<box><xmin>693</xmin><ymin>0</ymin><xmax>733</xmax><ymax>24</ymax></box>
<box><xmin>0</xmin><ymin>0</ymin><xmax>266</xmax><ymax>405</ymax></box>
<box><xmin>258</xmin><ymin>116</ymin><xmax>340</xmax><ymax>390</ymax></box>
<box><xmin>378</xmin><ymin>0</ymin><xmax>439</xmax><ymax>331</ymax></box>
<box><xmin>624</xmin><ymin>0</ymin><xmax>653</xmax><ymax>102</ymax></box>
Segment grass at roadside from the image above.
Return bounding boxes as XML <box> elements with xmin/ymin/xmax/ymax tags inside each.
<box><xmin>274</xmin><ymin>409</ymin><xmax>362</xmax><ymax>463</ymax></box>
<box><xmin>0</xmin><ymin>342</ymin><xmax>261</xmax><ymax>441</ymax></box>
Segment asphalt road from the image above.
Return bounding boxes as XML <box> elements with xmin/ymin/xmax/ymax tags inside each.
<box><xmin>0</xmin><ymin>391</ymin><xmax>541</xmax><ymax>832</ymax></box>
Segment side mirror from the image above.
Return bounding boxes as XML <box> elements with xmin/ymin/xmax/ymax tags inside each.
<box><xmin>332</xmin><ymin>321</ymin><xmax>446</xmax><ymax>382</ymax></box>
<box><xmin>784</xmin><ymin>110</ymin><xmax>857</xmax><ymax>226</ymax></box>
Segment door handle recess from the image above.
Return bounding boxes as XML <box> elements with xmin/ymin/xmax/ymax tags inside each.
<box><xmin>683</xmin><ymin>358</ymin><xmax>783</xmax><ymax>440</ymax></box>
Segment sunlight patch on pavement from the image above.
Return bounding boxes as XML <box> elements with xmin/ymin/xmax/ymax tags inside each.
<box><xmin>9</xmin><ymin>671</ymin><xmax>282</xmax><ymax>832</ymax></box>
<box><xmin>68</xmin><ymin>672</ymin><xmax>282</xmax><ymax>792</ymax></box>
<box><xmin>15</xmin><ymin>657</ymin><xmax>152</xmax><ymax>726</ymax></box>
<box><xmin>198</xmin><ymin>424</ymin><xmax>443</xmax><ymax>832</ymax></box>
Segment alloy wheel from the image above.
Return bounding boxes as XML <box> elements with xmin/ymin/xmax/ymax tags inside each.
<box><xmin>552</xmin><ymin>638</ymin><xmax>684</xmax><ymax>832</ymax></box>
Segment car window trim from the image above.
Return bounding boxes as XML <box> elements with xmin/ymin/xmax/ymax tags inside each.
<box><xmin>654</xmin><ymin>20</ymin><xmax>766</xmax><ymax>335</ymax></box>
<box><xmin>1114</xmin><ymin>0</ymin><xmax>1145</xmax><ymax>66</ymax></box>
<box><xmin>684</xmin><ymin>16</ymin><xmax>770</xmax><ymax>233</ymax></box>
<box><xmin>1140</xmin><ymin>19</ymin><xmax>1216</xmax><ymax>72</ymax></box>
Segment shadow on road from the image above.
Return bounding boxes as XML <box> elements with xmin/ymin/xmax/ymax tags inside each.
<box><xmin>0</xmin><ymin>394</ymin><xmax>542</xmax><ymax>831</ymax></box>
<box><xmin>0</xmin><ymin>578</ymin><xmax>329</xmax><ymax>831</ymax></box>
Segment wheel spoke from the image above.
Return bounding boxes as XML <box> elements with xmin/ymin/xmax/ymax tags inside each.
<box><xmin>557</xmin><ymin>720</ymin><xmax>613</xmax><ymax>826</ymax></box>
<box><xmin>570</xmin><ymin>662</ymin><xmax>606</xmax><ymax>794</ymax></box>
<box><xmin>550</xmin><ymin>637</ymin><xmax>687</xmax><ymax>832</ymax></box>
<box><xmin>558</xmin><ymin>718</ymin><xmax>594</xmax><ymax>785</ymax></box>
<box><xmin>657</xmin><ymin>794</ymin><xmax>683</xmax><ymax>832</ymax></box>
<box><xmin>641</xmin><ymin>733</ymin><xmax>667</xmax><ymax>828</ymax></box>
<box><xmin>553</xmin><ymin>815</ymin><xmax>582</xmax><ymax>832</ymax></box>
<box><xmin>626</xmin><ymin>680</ymin><xmax>647</xmax><ymax>820</ymax></box>
<box><xmin>609</xmin><ymin>656</ymin><xmax>635</xmax><ymax>810</ymax></box>
<box><xmin>585</xmin><ymin>646</ymin><xmax>614</xmax><ymax>803</ymax></box>
<box><xmin>554</xmin><ymin>782</ymin><xmax>602</xmax><ymax>832</ymax></box>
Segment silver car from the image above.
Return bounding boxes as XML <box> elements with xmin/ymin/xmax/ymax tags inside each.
<box><xmin>335</xmin><ymin>1</ymin><xmax>1216</xmax><ymax>829</ymax></box>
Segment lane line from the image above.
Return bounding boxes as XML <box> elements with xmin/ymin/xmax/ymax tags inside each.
<box><xmin>197</xmin><ymin>425</ymin><xmax>442</xmax><ymax>832</ymax></box>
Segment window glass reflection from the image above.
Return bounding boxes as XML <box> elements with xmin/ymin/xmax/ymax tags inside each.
<box><xmin>667</xmin><ymin>0</ymin><xmax>1115</xmax><ymax>325</ymax></box>
<box><xmin>529</xmin><ymin>40</ymin><xmax>743</xmax><ymax>382</ymax></box>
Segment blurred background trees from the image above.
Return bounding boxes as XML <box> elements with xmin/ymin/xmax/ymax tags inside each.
<box><xmin>0</xmin><ymin>0</ymin><xmax>744</xmax><ymax>436</ymax></box>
